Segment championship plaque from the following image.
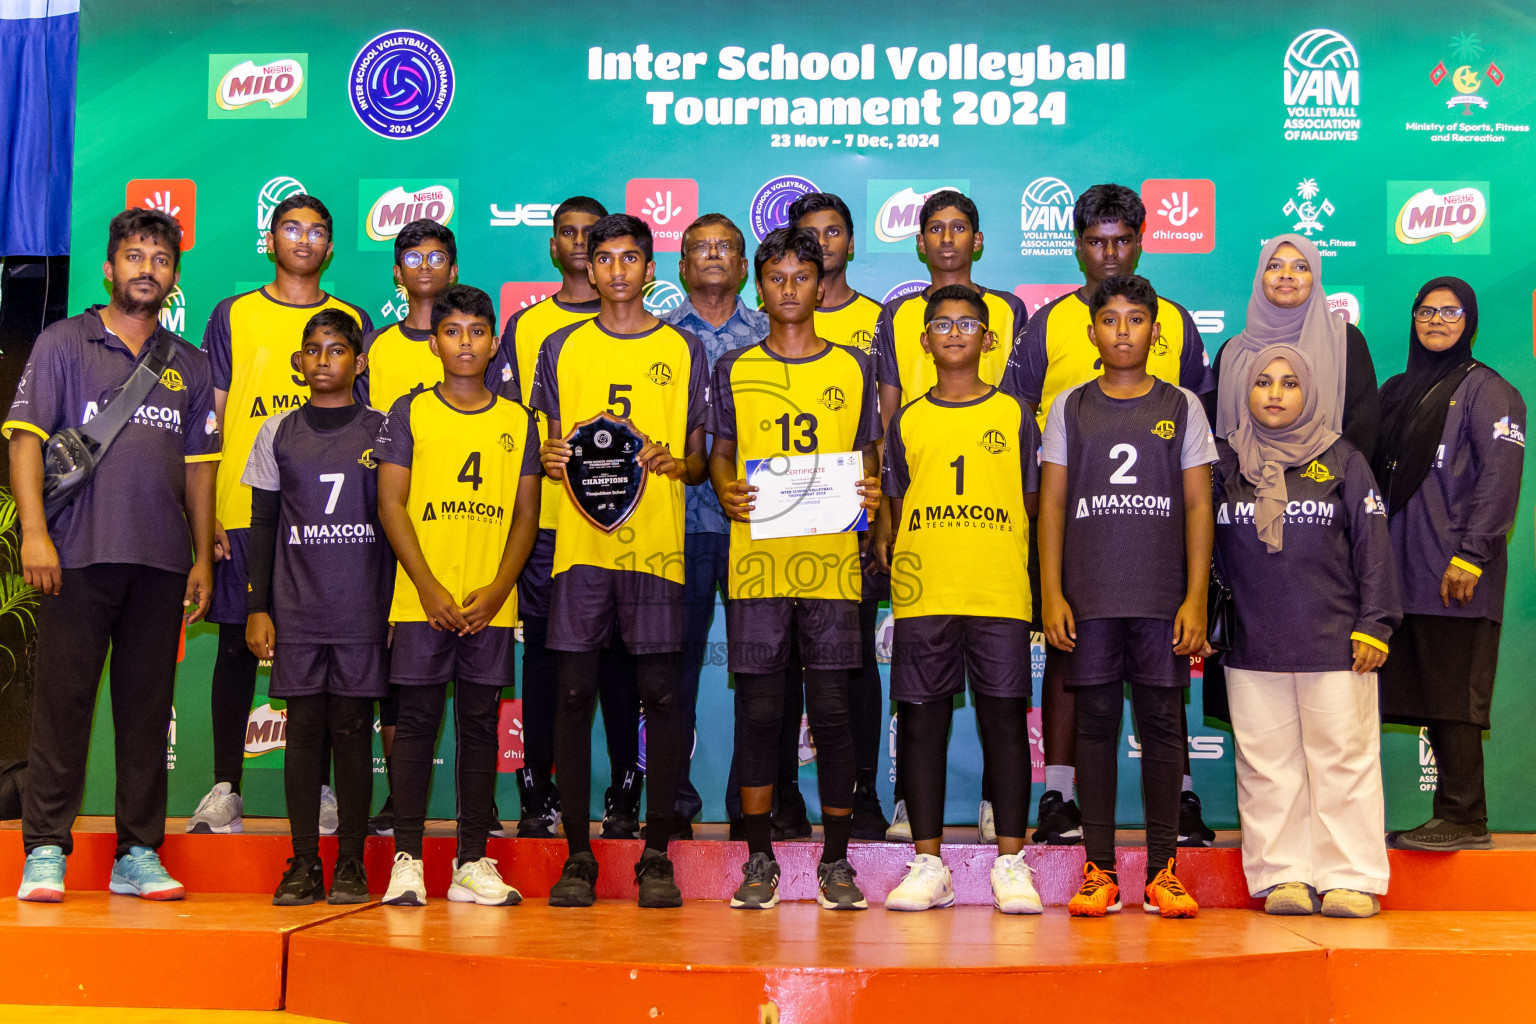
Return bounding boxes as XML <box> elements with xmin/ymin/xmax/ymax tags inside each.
<box><xmin>563</xmin><ymin>412</ymin><xmax>649</xmax><ymax>533</ymax></box>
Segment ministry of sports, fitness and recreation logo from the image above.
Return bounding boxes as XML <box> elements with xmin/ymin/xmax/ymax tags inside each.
<box><xmin>158</xmin><ymin>287</ymin><xmax>186</xmax><ymax>334</ymax></box>
<box><xmin>866</xmin><ymin>180</ymin><xmax>970</xmax><ymax>252</ymax></box>
<box><xmin>357</xmin><ymin>179</ymin><xmax>458</xmax><ymax>250</ymax></box>
<box><xmin>1269</xmin><ymin>177</ymin><xmax>1356</xmax><ymax>258</ymax></box>
<box><xmin>1018</xmin><ymin>176</ymin><xmax>1075</xmax><ymax>256</ymax></box>
<box><xmin>1281</xmin><ymin>28</ymin><xmax>1360</xmax><ymax>142</ymax></box>
<box><xmin>1430</xmin><ymin>32</ymin><xmax>1503</xmax><ymax>115</ymax></box>
<box><xmin>1150</xmin><ymin>419</ymin><xmax>1176</xmax><ymax>440</ymax></box>
<box><xmin>208</xmin><ymin>54</ymin><xmax>307</xmax><ymax>119</ymax></box>
<box><xmin>498</xmin><ymin>433</ymin><xmax>517</xmax><ymax>452</ymax></box>
<box><xmin>646</xmin><ymin>362</ymin><xmax>674</xmax><ymax>386</ymax></box>
<box><xmin>642</xmin><ymin>279</ymin><xmax>685</xmax><ymax>316</ymax></box>
<box><xmin>818</xmin><ymin>386</ymin><xmax>846</xmax><ymax>411</ymax></box>
<box><xmin>882</xmin><ymin>280</ymin><xmax>927</xmax><ymax>304</ymax></box>
<box><xmin>358</xmin><ymin>448</ymin><xmax>377</xmax><ymax>469</ymax></box>
<box><xmin>159</xmin><ymin>369</ymin><xmax>186</xmax><ymax>392</ymax></box>
<box><xmin>1389</xmin><ymin>182</ymin><xmax>1489</xmax><ymax>254</ymax></box>
<box><xmin>349</xmin><ymin>30</ymin><xmax>455</xmax><ymax>139</ymax></box>
<box><xmin>750</xmin><ymin>175</ymin><xmax>818</xmax><ymax>241</ymax></box>
<box><xmin>978</xmin><ymin>429</ymin><xmax>1011</xmax><ymax>454</ymax></box>
<box><xmin>256</xmin><ymin>176</ymin><xmax>306</xmax><ymax>254</ymax></box>
<box><xmin>1410</xmin><ymin>32</ymin><xmax>1527</xmax><ymax>144</ymax></box>
<box><xmin>1301</xmin><ymin>459</ymin><xmax>1334</xmax><ymax>482</ymax></box>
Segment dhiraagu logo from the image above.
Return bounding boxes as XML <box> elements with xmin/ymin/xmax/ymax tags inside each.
<box><xmin>208</xmin><ymin>54</ymin><xmax>308</xmax><ymax>119</ymax></box>
<box><xmin>866</xmin><ymin>179</ymin><xmax>969</xmax><ymax>251</ymax></box>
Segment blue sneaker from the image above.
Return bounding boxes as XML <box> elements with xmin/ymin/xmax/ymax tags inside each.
<box><xmin>109</xmin><ymin>847</ymin><xmax>185</xmax><ymax>901</ymax></box>
<box><xmin>18</xmin><ymin>845</ymin><xmax>66</xmax><ymax>902</ymax></box>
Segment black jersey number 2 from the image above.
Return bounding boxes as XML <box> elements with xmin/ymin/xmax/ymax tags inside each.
<box><xmin>458</xmin><ymin>451</ymin><xmax>483</xmax><ymax>490</ymax></box>
<box><xmin>775</xmin><ymin>413</ymin><xmax>818</xmax><ymax>453</ymax></box>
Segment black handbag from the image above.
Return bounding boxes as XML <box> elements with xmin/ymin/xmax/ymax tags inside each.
<box><xmin>42</xmin><ymin>332</ymin><xmax>177</xmax><ymax>524</ymax></box>
<box><xmin>1205</xmin><ymin>563</ymin><xmax>1235</xmax><ymax>653</ymax></box>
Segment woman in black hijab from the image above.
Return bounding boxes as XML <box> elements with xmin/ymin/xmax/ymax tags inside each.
<box><xmin>1375</xmin><ymin>277</ymin><xmax>1525</xmax><ymax>852</ymax></box>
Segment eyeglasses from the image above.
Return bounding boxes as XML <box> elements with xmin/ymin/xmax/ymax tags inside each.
<box><xmin>684</xmin><ymin>240</ymin><xmax>741</xmax><ymax>257</ymax></box>
<box><xmin>925</xmin><ymin>317</ymin><xmax>984</xmax><ymax>336</ymax></box>
<box><xmin>278</xmin><ymin>222</ymin><xmax>330</xmax><ymax>244</ymax></box>
<box><xmin>1413</xmin><ymin>305</ymin><xmax>1465</xmax><ymax>323</ymax></box>
<box><xmin>401</xmin><ymin>250</ymin><xmax>450</xmax><ymax>269</ymax></box>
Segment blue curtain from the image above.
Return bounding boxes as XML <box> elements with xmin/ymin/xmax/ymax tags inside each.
<box><xmin>0</xmin><ymin>0</ymin><xmax>77</xmax><ymax>256</ymax></box>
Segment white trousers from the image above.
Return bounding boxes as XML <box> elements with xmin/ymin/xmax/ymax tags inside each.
<box><xmin>1226</xmin><ymin>668</ymin><xmax>1390</xmax><ymax>897</ymax></box>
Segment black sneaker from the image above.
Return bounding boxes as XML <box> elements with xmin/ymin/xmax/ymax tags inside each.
<box><xmin>635</xmin><ymin>849</ymin><xmax>682</xmax><ymax>908</ymax></box>
<box><xmin>730</xmin><ymin>852</ymin><xmax>781</xmax><ymax>909</ymax></box>
<box><xmin>816</xmin><ymin>858</ymin><xmax>868</xmax><ymax>910</ymax></box>
<box><xmin>367</xmin><ymin>796</ymin><xmax>395</xmax><ymax>838</ymax></box>
<box><xmin>771</xmin><ymin>789</ymin><xmax>813</xmax><ymax>841</ymax></box>
<box><xmin>1178</xmin><ymin>790</ymin><xmax>1217</xmax><ymax>847</ymax></box>
<box><xmin>327</xmin><ymin>855</ymin><xmax>371</xmax><ymax>905</ymax></box>
<box><xmin>548</xmin><ymin>851</ymin><xmax>600</xmax><ymax>907</ymax></box>
<box><xmin>850</xmin><ymin>782</ymin><xmax>891</xmax><ymax>841</ymax></box>
<box><xmin>601</xmin><ymin>790</ymin><xmax>641</xmax><ymax>840</ymax></box>
<box><xmin>1031</xmin><ymin>790</ymin><xmax>1083</xmax><ymax>845</ymax></box>
<box><xmin>1392</xmin><ymin>818</ymin><xmax>1494</xmax><ymax>852</ymax></box>
<box><xmin>273</xmin><ymin>855</ymin><xmax>324</xmax><ymax>906</ymax></box>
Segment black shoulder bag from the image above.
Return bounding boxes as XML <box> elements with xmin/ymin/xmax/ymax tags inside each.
<box><xmin>1206</xmin><ymin>563</ymin><xmax>1235</xmax><ymax>653</ymax></box>
<box><xmin>41</xmin><ymin>332</ymin><xmax>178</xmax><ymax>524</ymax></box>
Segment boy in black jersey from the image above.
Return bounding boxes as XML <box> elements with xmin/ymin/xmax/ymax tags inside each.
<box><xmin>375</xmin><ymin>286</ymin><xmax>542</xmax><ymax>908</ymax></box>
<box><xmin>244</xmin><ymin>310</ymin><xmax>388</xmax><ymax>906</ymax></box>
<box><xmin>1039</xmin><ymin>276</ymin><xmax>1214</xmax><ymax>918</ymax></box>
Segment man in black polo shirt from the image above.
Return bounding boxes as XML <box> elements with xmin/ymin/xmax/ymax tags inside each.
<box><xmin>7</xmin><ymin>209</ymin><xmax>220</xmax><ymax>902</ymax></box>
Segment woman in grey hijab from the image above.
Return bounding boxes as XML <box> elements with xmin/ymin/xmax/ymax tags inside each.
<box><xmin>1210</xmin><ymin>344</ymin><xmax>1400</xmax><ymax>918</ymax></box>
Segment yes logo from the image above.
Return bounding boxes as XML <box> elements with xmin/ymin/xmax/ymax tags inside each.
<box><xmin>209</xmin><ymin>54</ymin><xmax>307</xmax><ymax>118</ymax></box>
<box><xmin>1141</xmin><ymin>179</ymin><xmax>1215</xmax><ymax>254</ymax></box>
<box><xmin>626</xmin><ymin>178</ymin><xmax>698</xmax><ymax>252</ymax></box>
<box><xmin>127</xmin><ymin>179</ymin><xmax>196</xmax><ymax>250</ymax></box>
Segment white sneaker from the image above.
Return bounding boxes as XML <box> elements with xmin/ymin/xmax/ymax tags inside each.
<box><xmin>885</xmin><ymin>853</ymin><xmax>955</xmax><ymax>911</ymax></box>
<box><xmin>990</xmin><ymin>852</ymin><xmax>1043</xmax><ymax>914</ymax></box>
<box><xmin>978</xmin><ymin>800</ymin><xmax>997</xmax><ymax>844</ymax></box>
<box><xmin>448</xmin><ymin>857</ymin><xmax>522</xmax><ymax>906</ymax></box>
<box><xmin>885</xmin><ymin>799</ymin><xmax>913</xmax><ymax>842</ymax></box>
<box><xmin>185</xmin><ymin>782</ymin><xmax>243</xmax><ymax>834</ymax></box>
<box><xmin>382</xmin><ymin>852</ymin><xmax>426</xmax><ymax>906</ymax></box>
<box><xmin>318</xmin><ymin>785</ymin><xmax>338</xmax><ymax>836</ymax></box>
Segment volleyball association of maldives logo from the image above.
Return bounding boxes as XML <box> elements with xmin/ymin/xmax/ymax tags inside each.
<box><xmin>349</xmin><ymin>30</ymin><xmax>455</xmax><ymax>139</ymax></box>
<box><xmin>1281</xmin><ymin>28</ymin><xmax>1361</xmax><ymax>141</ymax></box>
<box><xmin>750</xmin><ymin>175</ymin><xmax>818</xmax><ymax>241</ymax></box>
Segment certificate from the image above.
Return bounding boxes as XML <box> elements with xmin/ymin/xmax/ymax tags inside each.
<box><xmin>744</xmin><ymin>451</ymin><xmax>868</xmax><ymax>541</ymax></box>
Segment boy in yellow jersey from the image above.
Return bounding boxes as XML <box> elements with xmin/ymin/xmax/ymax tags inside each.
<box><xmin>871</xmin><ymin>189</ymin><xmax>1025</xmax><ymax>842</ymax></box>
<box><xmin>532</xmin><ymin>214</ymin><xmax>709</xmax><ymax>909</ymax></box>
<box><xmin>374</xmin><ymin>285</ymin><xmax>541</xmax><ymax>908</ymax></box>
<box><xmin>359</xmin><ymin>219</ymin><xmax>458</xmax><ymax>410</ymax></box>
<box><xmin>790</xmin><ymin>191</ymin><xmax>892</xmax><ymax>839</ymax></box>
<box><xmin>876</xmin><ymin>286</ymin><xmax>1042</xmax><ymax>914</ymax></box>
<box><xmin>709</xmin><ymin>228</ymin><xmax>881</xmax><ymax>912</ymax></box>
<box><xmin>999</xmin><ymin>184</ymin><xmax>1216</xmax><ymax>849</ymax></box>
<box><xmin>486</xmin><ymin>196</ymin><xmax>639</xmax><ymax>840</ymax></box>
<box><xmin>188</xmin><ymin>194</ymin><xmax>372</xmax><ymax>836</ymax></box>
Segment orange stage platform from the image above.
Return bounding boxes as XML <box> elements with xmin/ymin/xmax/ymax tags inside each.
<box><xmin>3</xmin><ymin>823</ymin><xmax>1536</xmax><ymax>1022</ymax></box>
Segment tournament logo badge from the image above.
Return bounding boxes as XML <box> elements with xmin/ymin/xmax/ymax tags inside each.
<box><xmin>498</xmin><ymin>433</ymin><xmax>517</xmax><ymax>453</ymax></box>
<box><xmin>209</xmin><ymin>54</ymin><xmax>307</xmax><ymax>119</ymax></box>
<box><xmin>1301</xmin><ymin>459</ymin><xmax>1334</xmax><ymax>482</ymax></box>
<box><xmin>1281</xmin><ymin>29</ymin><xmax>1360</xmax><ymax>142</ymax></box>
<box><xmin>349</xmin><ymin>30</ymin><xmax>455</xmax><ymax>139</ymax></box>
<box><xmin>882</xmin><ymin>280</ymin><xmax>928</xmax><ymax>304</ymax></box>
<box><xmin>358</xmin><ymin>448</ymin><xmax>377</xmax><ymax>469</ymax></box>
<box><xmin>159</xmin><ymin>369</ymin><xmax>186</xmax><ymax>392</ymax></box>
<box><xmin>358</xmin><ymin>179</ymin><xmax>458</xmax><ymax>250</ymax></box>
<box><xmin>1390</xmin><ymin>183</ymin><xmax>1489</xmax><ymax>252</ymax></box>
<box><xmin>256</xmin><ymin>176</ymin><xmax>306</xmax><ymax>254</ymax></box>
<box><xmin>818</xmin><ymin>386</ymin><xmax>847</xmax><ymax>411</ymax></box>
<box><xmin>646</xmin><ymin>362</ymin><xmax>674</xmax><ymax>386</ymax></box>
<box><xmin>978</xmin><ymin>429</ymin><xmax>1011</xmax><ymax>454</ymax></box>
<box><xmin>750</xmin><ymin>175</ymin><xmax>818</xmax><ymax>241</ymax></box>
<box><xmin>866</xmin><ymin>180</ymin><xmax>970</xmax><ymax>252</ymax></box>
<box><xmin>1150</xmin><ymin>419</ymin><xmax>1176</xmax><ymax>440</ymax></box>
<box><xmin>1018</xmin><ymin>176</ymin><xmax>1075</xmax><ymax>256</ymax></box>
<box><xmin>127</xmin><ymin>179</ymin><xmax>196</xmax><ymax>251</ymax></box>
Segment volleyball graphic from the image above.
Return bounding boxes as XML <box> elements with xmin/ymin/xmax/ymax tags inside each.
<box><xmin>1284</xmin><ymin>29</ymin><xmax>1358</xmax><ymax>75</ymax></box>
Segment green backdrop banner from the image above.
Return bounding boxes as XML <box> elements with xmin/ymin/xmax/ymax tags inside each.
<box><xmin>71</xmin><ymin>0</ymin><xmax>1533</xmax><ymax>828</ymax></box>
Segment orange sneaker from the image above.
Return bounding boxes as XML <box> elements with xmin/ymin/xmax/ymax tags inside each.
<box><xmin>1144</xmin><ymin>859</ymin><xmax>1199</xmax><ymax>918</ymax></box>
<box><xmin>1067</xmin><ymin>861</ymin><xmax>1121</xmax><ymax>917</ymax></box>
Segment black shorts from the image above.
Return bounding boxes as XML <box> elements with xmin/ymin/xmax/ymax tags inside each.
<box><xmin>724</xmin><ymin>597</ymin><xmax>861</xmax><ymax>675</ymax></box>
<box><xmin>890</xmin><ymin>614</ymin><xmax>1031</xmax><ymax>702</ymax></box>
<box><xmin>516</xmin><ymin>529</ymin><xmax>556</xmax><ymax>620</ymax></box>
<box><xmin>1061</xmin><ymin>616</ymin><xmax>1191</xmax><ymax>689</ymax></box>
<box><xmin>390</xmin><ymin>621</ymin><xmax>515</xmax><ymax>688</ymax></box>
<box><xmin>270</xmin><ymin>642</ymin><xmax>390</xmax><ymax>699</ymax></box>
<box><xmin>208</xmin><ymin>527</ymin><xmax>249</xmax><ymax>625</ymax></box>
<box><xmin>547</xmin><ymin>564</ymin><xmax>684</xmax><ymax>655</ymax></box>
